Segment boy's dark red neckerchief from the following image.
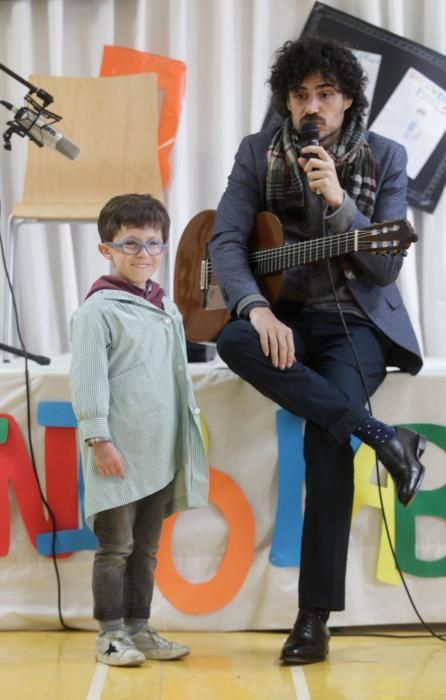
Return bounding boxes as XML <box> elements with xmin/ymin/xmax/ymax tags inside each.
<box><xmin>85</xmin><ymin>275</ymin><xmax>165</xmax><ymax>309</ymax></box>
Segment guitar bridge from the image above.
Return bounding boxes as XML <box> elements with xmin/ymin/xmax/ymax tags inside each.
<box><xmin>200</xmin><ymin>255</ymin><xmax>226</xmax><ymax>309</ymax></box>
<box><xmin>200</xmin><ymin>258</ymin><xmax>209</xmax><ymax>291</ymax></box>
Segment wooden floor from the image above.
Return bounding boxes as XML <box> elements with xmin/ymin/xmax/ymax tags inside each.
<box><xmin>1</xmin><ymin>629</ymin><xmax>445</xmax><ymax>699</ymax></box>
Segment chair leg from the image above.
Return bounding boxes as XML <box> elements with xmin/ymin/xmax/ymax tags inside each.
<box><xmin>2</xmin><ymin>215</ymin><xmax>19</xmax><ymax>361</ymax></box>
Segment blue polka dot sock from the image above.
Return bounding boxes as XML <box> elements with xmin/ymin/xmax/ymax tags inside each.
<box><xmin>353</xmin><ymin>418</ymin><xmax>397</xmax><ymax>448</ymax></box>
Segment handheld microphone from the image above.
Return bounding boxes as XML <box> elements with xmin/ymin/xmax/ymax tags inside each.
<box><xmin>1</xmin><ymin>101</ymin><xmax>80</xmax><ymax>160</ymax></box>
<box><xmin>300</xmin><ymin>123</ymin><xmax>319</xmax><ymax>158</ymax></box>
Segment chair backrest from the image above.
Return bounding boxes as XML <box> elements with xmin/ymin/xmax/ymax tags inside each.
<box><xmin>13</xmin><ymin>72</ymin><xmax>162</xmax><ymax>220</ymax></box>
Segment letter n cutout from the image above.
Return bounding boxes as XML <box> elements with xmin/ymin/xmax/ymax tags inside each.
<box><xmin>0</xmin><ymin>414</ymin><xmax>51</xmax><ymax>555</ymax></box>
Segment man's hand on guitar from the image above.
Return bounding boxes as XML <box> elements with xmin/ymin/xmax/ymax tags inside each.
<box><xmin>249</xmin><ymin>307</ymin><xmax>295</xmax><ymax>370</ymax></box>
<box><xmin>298</xmin><ymin>145</ymin><xmax>344</xmax><ymax>210</ymax></box>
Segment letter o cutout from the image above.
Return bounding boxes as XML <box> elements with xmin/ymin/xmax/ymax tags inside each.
<box><xmin>156</xmin><ymin>467</ymin><xmax>255</xmax><ymax>614</ymax></box>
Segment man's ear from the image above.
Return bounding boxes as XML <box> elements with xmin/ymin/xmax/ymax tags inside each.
<box><xmin>98</xmin><ymin>242</ymin><xmax>112</xmax><ymax>260</ymax></box>
<box><xmin>343</xmin><ymin>96</ymin><xmax>353</xmax><ymax>112</ymax></box>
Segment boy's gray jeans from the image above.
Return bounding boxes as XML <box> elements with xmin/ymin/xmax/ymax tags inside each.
<box><xmin>92</xmin><ymin>481</ymin><xmax>173</xmax><ymax>621</ymax></box>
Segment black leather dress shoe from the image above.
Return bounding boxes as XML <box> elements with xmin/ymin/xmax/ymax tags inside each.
<box><xmin>376</xmin><ymin>427</ymin><xmax>426</xmax><ymax>507</ymax></box>
<box><xmin>279</xmin><ymin>609</ymin><xmax>330</xmax><ymax>665</ymax></box>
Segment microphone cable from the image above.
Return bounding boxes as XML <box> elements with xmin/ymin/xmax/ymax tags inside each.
<box><xmin>0</xmin><ymin>226</ymin><xmax>74</xmax><ymax>631</ymax></box>
<box><xmin>322</xmin><ymin>215</ymin><xmax>446</xmax><ymax>643</ymax></box>
<box><xmin>299</xmin><ymin>126</ymin><xmax>444</xmax><ymax>638</ymax></box>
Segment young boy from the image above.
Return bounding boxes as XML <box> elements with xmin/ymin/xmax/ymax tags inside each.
<box><xmin>70</xmin><ymin>193</ymin><xmax>208</xmax><ymax>667</ymax></box>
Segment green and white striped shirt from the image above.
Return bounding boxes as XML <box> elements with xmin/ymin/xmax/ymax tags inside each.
<box><xmin>70</xmin><ymin>290</ymin><xmax>208</xmax><ymax>529</ymax></box>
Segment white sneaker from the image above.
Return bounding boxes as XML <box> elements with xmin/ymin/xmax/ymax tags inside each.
<box><xmin>129</xmin><ymin>625</ymin><xmax>190</xmax><ymax>660</ymax></box>
<box><xmin>96</xmin><ymin>630</ymin><xmax>145</xmax><ymax>666</ymax></box>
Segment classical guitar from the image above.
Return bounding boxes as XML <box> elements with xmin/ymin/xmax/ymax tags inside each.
<box><xmin>174</xmin><ymin>210</ymin><xmax>417</xmax><ymax>343</ymax></box>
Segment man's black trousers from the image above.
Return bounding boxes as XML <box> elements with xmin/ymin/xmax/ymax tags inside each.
<box><xmin>217</xmin><ymin>310</ymin><xmax>389</xmax><ymax>610</ymax></box>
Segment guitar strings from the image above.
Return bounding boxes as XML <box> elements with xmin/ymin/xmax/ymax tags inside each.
<box><xmin>205</xmin><ymin>226</ymin><xmax>402</xmax><ymax>278</ymax></box>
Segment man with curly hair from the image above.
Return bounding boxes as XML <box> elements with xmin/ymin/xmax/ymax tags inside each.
<box><xmin>209</xmin><ymin>37</ymin><xmax>425</xmax><ymax>665</ymax></box>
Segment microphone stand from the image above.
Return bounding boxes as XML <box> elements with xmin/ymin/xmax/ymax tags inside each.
<box><xmin>0</xmin><ymin>62</ymin><xmax>59</xmax><ymax>152</ymax></box>
<box><xmin>0</xmin><ymin>64</ymin><xmax>53</xmax><ymax>365</ymax></box>
<box><xmin>0</xmin><ymin>342</ymin><xmax>51</xmax><ymax>365</ymax></box>
<box><xmin>0</xmin><ymin>62</ymin><xmax>53</xmax><ymax>106</ymax></box>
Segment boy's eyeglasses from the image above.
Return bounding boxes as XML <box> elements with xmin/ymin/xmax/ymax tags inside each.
<box><xmin>107</xmin><ymin>238</ymin><xmax>169</xmax><ymax>256</ymax></box>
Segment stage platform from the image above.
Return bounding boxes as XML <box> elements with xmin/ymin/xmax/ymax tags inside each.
<box><xmin>0</xmin><ymin>354</ymin><xmax>445</xmax><ymax>631</ymax></box>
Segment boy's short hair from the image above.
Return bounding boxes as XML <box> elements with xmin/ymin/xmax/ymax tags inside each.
<box><xmin>98</xmin><ymin>193</ymin><xmax>170</xmax><ymax>243</ymax></box>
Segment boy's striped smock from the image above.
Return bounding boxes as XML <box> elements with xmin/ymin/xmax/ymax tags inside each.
<box><xmin>70</xmin><ymin>290</ymin><xmax>208</xmax><ymax>530</ymax></box>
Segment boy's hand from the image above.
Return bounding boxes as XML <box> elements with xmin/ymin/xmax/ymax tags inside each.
<box><xmin>91</xmin><ymin>442</ymin><xmax>126</xmax><ymax>479</ymax></box>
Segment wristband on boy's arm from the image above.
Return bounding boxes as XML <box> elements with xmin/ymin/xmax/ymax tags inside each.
<box><xmin>86</xmin><ymin>437</ymin><xmax>112</xmax><ymax>447</ymax></box>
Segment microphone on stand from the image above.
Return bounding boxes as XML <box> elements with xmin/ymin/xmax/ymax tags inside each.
<box><xmin>0</xmin><ymin>100</ymin><xmax>80</xmax><ymax>159</ymax></box>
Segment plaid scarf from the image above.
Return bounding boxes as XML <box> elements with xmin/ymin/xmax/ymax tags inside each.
<box><xmin>266</xmin><ymin>115</ymin><xmax>376</xmax><ymax>218</ymax></box>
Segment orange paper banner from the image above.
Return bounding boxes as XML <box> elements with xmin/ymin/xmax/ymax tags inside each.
<box><xmin>100</xmin><ymin>45</ymin><xmax>186</xmax><ymax>188</ymax></box>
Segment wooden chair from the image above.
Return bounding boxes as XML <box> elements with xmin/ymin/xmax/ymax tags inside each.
<box><xmin>2</xmin><ymin>72</ymin><xmax>162</xmax><ymax>353</ymax></box>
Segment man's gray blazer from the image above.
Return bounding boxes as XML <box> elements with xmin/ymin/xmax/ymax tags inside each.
<box><xmin>209</xmin><ymin>126</ymin><xmax>422</xmax><ymax>375</ymax></box>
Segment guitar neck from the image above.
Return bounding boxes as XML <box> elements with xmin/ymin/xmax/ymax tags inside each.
<box><xmin>201</xmin><ymin>217</ymin><xmax>413</xmax><ymax>293</ymax></box>
<box><xmin>248</xmin><ymin>229</ymin><xmax>362</xmax><ymax>275</ymax></box>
